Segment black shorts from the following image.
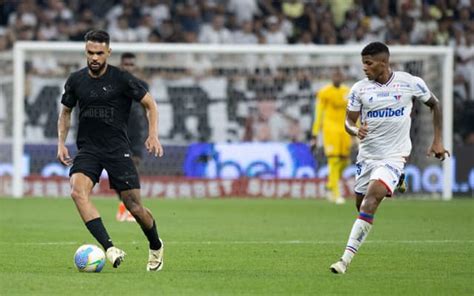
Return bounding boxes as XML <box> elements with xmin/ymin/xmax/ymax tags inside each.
<box><xmin>69</xmin><ymin>150</ymin><xmax>140</xmax><ymax>191</ymax></box>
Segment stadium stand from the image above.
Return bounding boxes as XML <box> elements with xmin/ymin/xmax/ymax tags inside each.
<box><xmin>0</xmin><ymin>0</ymin><xmax>473</xmax><ymax>143</ymax></box>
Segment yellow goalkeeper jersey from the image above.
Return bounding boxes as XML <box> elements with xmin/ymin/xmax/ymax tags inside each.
<box><xmin>312</xmin><ymin>83</ymin><xmax>350</xmax><ymax>136</ymax></box>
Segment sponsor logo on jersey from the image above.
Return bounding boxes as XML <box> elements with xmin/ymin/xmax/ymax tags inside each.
<box><xmin>377</xmin><ymin>92</ymin><xmax>390</xmax><ymax>97</ymax></box>
<box><xmin>366</xmin><ymin>107</ymin><xmax>405</xmax><ymax>118</ymax></box>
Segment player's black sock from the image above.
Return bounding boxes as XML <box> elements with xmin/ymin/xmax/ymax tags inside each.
<box><xmin>141</xmin><ymin>220</ymin><xmax>162</xmax><ymax>250</ymax></box>
<box><xmin>85</xmin><ymin>217</ymin><xmax>114</xmax><ymax>250</ymax></box>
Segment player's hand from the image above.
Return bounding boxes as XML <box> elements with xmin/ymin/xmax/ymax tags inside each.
<box><xmin>427</xmin><ymin>142</ymin><xmax>450</xmax><ymax>161</ymax></box>
<box><xmin>145</xmin><ymin>136</ymin><xmax>164</xmax><ymax>157</ymax></box>
<box><xmin>358</xmin><ymin>122</ymin><xmax>368</xmax><ymax>140</ymax></box>
<box><xmin>57</xmin><ymin>144</ymin><xmax>72</xmax><ymax>166</ymax></box>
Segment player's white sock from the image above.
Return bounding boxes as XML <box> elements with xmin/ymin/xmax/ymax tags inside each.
<box><xmin>341</xmin><ymin>212</ymin><xmax>373</xmax><ymax>265</ymax></box>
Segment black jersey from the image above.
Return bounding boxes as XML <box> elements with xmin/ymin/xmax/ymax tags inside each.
<box><xmin>61</xmin><ymin>65</ymin><xmax>147</xmax><ymax>155</ymax></box>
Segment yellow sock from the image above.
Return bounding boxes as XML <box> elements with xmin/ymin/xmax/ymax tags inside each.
<box><xmin>338</xmin><ymin>158</ymin><xmax>349</xmax><ymax>197</ymax></box>
<box><xmin>327</xmin><ymin>157</ymin><xmax>340</xmax><ymax>199</ymax></box>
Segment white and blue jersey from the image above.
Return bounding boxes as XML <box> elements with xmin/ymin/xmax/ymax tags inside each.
<box><xmin>347</xmin><ymin>71</ymin><xmax>432</xmax><ymax>161</ymax></box>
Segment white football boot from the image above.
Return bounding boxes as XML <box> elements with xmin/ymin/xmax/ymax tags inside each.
<box><xmin>147</xmin><ymin>239</ymin><xmax>164</xmax><ymax>271</ymax></box>
<box><xmin>330</xmin><ymin>259</ymin><xmax>348</xmax><ymax>274</ymax></box>
<box><xmin>106</xmin><ymin>246</ymin><xmax>126</xmax><ymax>268</ymax></box>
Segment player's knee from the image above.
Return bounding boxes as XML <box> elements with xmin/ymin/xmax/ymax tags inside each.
<box><xmin>360</xmin><ymin>195</ymin><xmax>379</xmax><ymax>213</ymax></box>
<box><xmin>127</xmin><ymin>203</ymin><xmax>143</xmax><ymax>217</ymax></box>
<box><xmin>70</xmin><ymin>189</ymin><xmax>87</xmax><ymax>203</ymax></box>
<box><xmin>121</xmin><ymin>195</ymin><xmax>143</xmax><ymax>216</ymax></box>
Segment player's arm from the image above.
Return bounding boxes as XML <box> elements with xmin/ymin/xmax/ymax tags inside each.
<box><xmin>424</xmin><ymin>94</ymin><xmax>450</xmax><ymax>160</ymax></box>
<box><xmin>345</xmin><ymin>110</ymin><xmax>368</xmax><ymax>140</ymax></box>
<box><xmin>57</xmin><ymin>105</ymin><xmax>73</xmax><ymax>166</ymax></box>
<box><xmin>140</xmin><ymin>92</ymin><xmax>164</xmax><ymax>157</ymax></box>
<box><xmin>310</xmin><ymin>92</ymin><xmax>324</xmax><ymax>149</ymax></box>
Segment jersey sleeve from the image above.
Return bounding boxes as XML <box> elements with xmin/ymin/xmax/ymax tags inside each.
<box><xmin>122</xmin><ymin>71</ymin><xmax>147</xmax><ymax>102</ymax></box>
<box><xmin>346</xmin><ymin>84</ymin><xmax>361</xmax><ymax>112</ymax></box>
<box><xmin>411</xmin><ymin>76</ymin><xmax>432</xmax><ymax>103</ymax></box>
<box><xmin>60</xmin><ymin>75</ymin><xmax>77</xmax><ymax>108</ymax></box>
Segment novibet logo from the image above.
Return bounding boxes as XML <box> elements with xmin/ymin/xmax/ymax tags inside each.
<box><xmin>367</xmin><ymin>107</ymin><xmax>405</xmax><ymax>118</ymax></box>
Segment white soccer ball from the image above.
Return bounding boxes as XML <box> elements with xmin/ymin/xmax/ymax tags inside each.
<box><xmin>74</xmin><ymin>244</ymin><xmax>106</xmax><ymax>272</ymax></box>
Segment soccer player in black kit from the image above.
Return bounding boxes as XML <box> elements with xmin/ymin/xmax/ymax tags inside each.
<box><xmin>57</xmin><ymin>30</ymin><xmax>164</xmax><ymax>271</ymax></box>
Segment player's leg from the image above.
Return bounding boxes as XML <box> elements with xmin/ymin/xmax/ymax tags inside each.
<box><xmin>331</xmin><ymin>160</ymin><xmax>402</xmax><ymax>274</ymax></box>
<box><xmin>120</xmin><ymin>189</ymin><xmax>164</xmax><ymax>271</ymax></box>
<box><xmin>106</xmin><ymin>157</ymin><xmax>163</xmax><ymax>271</ymax></box>
<box><xmin>330</xmin><ymin>180</ymin><xmax>387</xmax><ymax>274</ymax></box>
<box><xmin>326</xmin><ymin>157</ymin><xmax>339</xmax><ymax>202</ymax></box>
<box><xmin>116</xmin><ymin>155</ymin><xmax>141</xmax><ymax>222</ymax></box>
<box><xmin>69</xmin><ymin>172</ymin><xmax>126</xmax><ymax>268</ymax></box>
<box><xmin>115</xmin><ymin>192</ymin><xmax>135</xmax><ymax>222</ymax></box>
<box><xmin>70</xmin><ymin>173</ymin><xmax>99</xmax><ymax>222</ymax></box>
<box><xmin>355</xmin><ymin>192</ymin><xmax>364</xmax><ymax>212</ymax></box>
<box><xmin>334</xmin><ymin>156</ymin><xmax>350</xmax><ymax>204</ymax></box>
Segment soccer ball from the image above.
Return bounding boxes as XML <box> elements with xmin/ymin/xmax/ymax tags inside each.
<box><xmin>74</xmin><ymin>244</ymin><xmax>106</xmax><ymax>272</ymax></box>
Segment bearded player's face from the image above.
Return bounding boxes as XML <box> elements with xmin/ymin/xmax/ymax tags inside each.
<box><xmin>85</xmin><ymin>41</ymin><xmax>110</xmax><ymax>75</ymax></box>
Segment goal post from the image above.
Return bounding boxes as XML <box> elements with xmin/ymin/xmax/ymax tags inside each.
<box><xmin>10</xmin><ymin>42</ymin><xmax>454</xmax><ymax>199</ymax></box>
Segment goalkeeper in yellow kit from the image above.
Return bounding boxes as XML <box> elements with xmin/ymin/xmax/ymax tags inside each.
<box><xmin>311</xmin><ymin>69</ymin><xmax>351</xmax><ymax>204</ymax></box>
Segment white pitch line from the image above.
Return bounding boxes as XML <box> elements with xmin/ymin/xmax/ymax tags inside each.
<box><xmin>0</xmin><ymin>240</ymin><xmax>473</xmax><ymax>246</ymax></box>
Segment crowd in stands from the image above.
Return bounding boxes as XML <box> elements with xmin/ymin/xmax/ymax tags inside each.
<box><xmin>0</xmin><ymin>0</ymin><xmax>473</xmax><ymax>143</ymax></box>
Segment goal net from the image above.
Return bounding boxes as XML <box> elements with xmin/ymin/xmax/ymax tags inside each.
<box><xmin>1</xmin><ymin>42</ymin><xmax>453</xmax><ymax>199</ymax></box>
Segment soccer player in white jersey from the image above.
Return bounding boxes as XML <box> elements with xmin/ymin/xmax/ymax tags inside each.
<box><xmin>330</xmin><ymin>42</ymin><xmax>450</xmax><ymax>274</ymax></box>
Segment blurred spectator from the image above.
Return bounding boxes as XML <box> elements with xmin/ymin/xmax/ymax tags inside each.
<box><xmin>199</xmin><ymin>0</ymin><xmax>226</xmax><ymax>24</ymax></box>
<box><xmin>411</xmin><ymin>4</ymin><xmax>438</xmax><ymax>44</ymax></box>
<box><xmin>0</xmin><ymin>0</ymin><xmax>472</xmax><ymax>146</ymax></box>
<box><xmin>109</xmin><ymin>14</ymin><xmax>138</xmax><ymax>42</ymax></box>
<box><xmin>263</xmin><ymin>16</ymin><xmax>287</xmax><ymax>44</ymax></box>
<box><xmin>36</xmin><ymin>10</ymin><xmax>58</xmax><ymax>41</ymax></box>
<box><xmin>434</xmin><ymin>17</ymin><xmax>451</xmax><ymax>45</ymax></box>
<box><xmin>136</xmin><ymin>13</ymin><xmax>155</xmax><ymax>42</ymax></box>
<box><xmin>282</xmin><ymin>0</ymin><xmax>304</xmax><ymax>20</ymax></box>
<box><xmin>227</xmin><ymin>0</ymin><xmax>260</xmax><ymax>24</ymax></box>
<box><xmin>368</xmin><ymin>5</ymin><xmax>390</xmax><ymax>41</ymax></box>
<box><xmin>43</xmin><ymin>0</ymin><xmax>73</xmax><ymax>22</ymax></box>
<box><xmin>199</xmin><ymin>14</ymin><xmax>232</xmax><ymax>44</ymax></box>
<box><xmin>158</xmin><ymin>19</ymin><xmax>180</xmax><ymax>43</ymax></box>
<box><xmin>7</xmin><ymin>1</ymin><xmax>38</xmax><ymax>27</ymax></box>
<box><xmin>142</xmin><ymin>0</ymin><xmax>170</xmax><ymax>28</ymax></box>
<box><xmin>456</xmin><ymin>31</ymin><xmax>474</xmax><ymax>100</ymax></box>
<box><xmin>292</xmin><ymin>3</ymin><xmax>317</xmax><ymax>43</ymax></box>
<box><xmin>233</xmin><ymin>20</ymin><xmax>258</xmax><ymax>44</ymax></box>
<box><xmin>176</xmin><ymin>0</ymin><xmax>202</xmax><ymax>34</ymax></box>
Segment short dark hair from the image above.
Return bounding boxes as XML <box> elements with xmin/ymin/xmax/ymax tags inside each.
<box><xmin>121</xmin><ymin>52</ymin><xmax>136</xmax><ymax>60</ymax></box>
<box><xmin>84</xmin><ymin>30</ymin><xmax>110</xmax><ymax>45</ymax></box>
<box><xmin>361</xmin><ymin>42</ymin><xmax>389</xmax><ymax>56</ymax></box>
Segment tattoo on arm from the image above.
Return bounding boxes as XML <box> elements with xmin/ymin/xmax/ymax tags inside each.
<box><xmin>58</xmin><ymin>107</ymin><xmax>72</xmax><ymax>144</ymax></box>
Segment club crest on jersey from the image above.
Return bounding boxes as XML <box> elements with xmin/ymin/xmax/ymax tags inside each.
<box><xmin>393</xmin><ymin>94</ymin><xmax>402</xmax><ymax>101</ymax></box>
<box><xmin>369</xmin><ymin>96</ymin><xmax>373</xmax><ymax>103</ymax></box>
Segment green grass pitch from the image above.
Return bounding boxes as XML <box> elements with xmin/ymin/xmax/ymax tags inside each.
<box><xmin>0</xmin><ymin>197</ymin><xmax>473</xmax><ymax>295</ymax></box>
